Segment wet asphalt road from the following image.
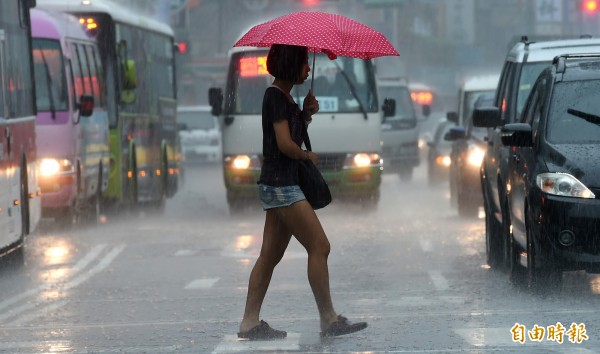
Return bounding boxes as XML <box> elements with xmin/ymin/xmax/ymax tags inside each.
<box><xmin>1</xmin><ymin>161</ymin><xmax>600</xmax><ymax>353</ymax></box>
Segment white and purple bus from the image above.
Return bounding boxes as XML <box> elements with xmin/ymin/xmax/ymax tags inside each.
<box><xmin>0</xmin><ymin>0</ymin><xmax>40</xmax><ymax>259</ymax></box>
<box><xmin>31</xmin><ymin>8</ymin><xmax>109</xmax><ymax>225</ymax></box>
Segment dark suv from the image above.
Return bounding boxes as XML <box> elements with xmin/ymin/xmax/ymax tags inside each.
<box><xmin>501</xmin><ymin>54</ymin><xmax>600</xmax><ymax>291</ymax></box>
<box><xmin>473</xmin><ymin>37</ymin><xmax>600</xmax><ymax>270</ymax></box>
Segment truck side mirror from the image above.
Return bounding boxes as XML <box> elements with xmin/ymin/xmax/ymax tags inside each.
<box><xmin>446</xmin><ymin>111</ymin><xmax>459</xmax><ymax>124</ymax></box>
<box><xmin>208</xmin><ymin>87</ymin><xmax>223</xmax><ymax>116</ymax></box>
<box><xmin>382</xmin><ymin>98</ymin><xmax>396</xmax><ymax>118</ymax></box>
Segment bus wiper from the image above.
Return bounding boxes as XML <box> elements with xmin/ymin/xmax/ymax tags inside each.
<box><xmin>39</xmin><ymin>49</ymin><xmax>56</xmax><ymax>119</ymax></box>
<box><xmin>333</xmin><ymin>61</ymin><xmax>367</xmax><ymax>120</ymax></box>
<box><xmin>567</xmin><ymin>108</ymin><xmax>600</xmax><ymax>125</ymax></box>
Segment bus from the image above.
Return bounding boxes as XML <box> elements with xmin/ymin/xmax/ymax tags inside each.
<box><xmin>209</xmin><ymin>47</ymin><xmax>393</xmax><ymax>213</ymax></box>
<box><xmin>0</xmin><ymin>0</ymin><xmax>40</xmax><ymax>259</ymax></box>
<box><xmin>31</xmin><ymin>8</ymin><xmax>110</xmax><ymax>225</ymax></box>
<box><xmin>38</xmin><ymin>0</ymin><xmax>180</xmax><ymax>210</ymax></box>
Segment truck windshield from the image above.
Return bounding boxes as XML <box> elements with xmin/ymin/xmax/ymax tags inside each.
<box><xmin>224</xmin><ymin>51</ymin><xmax>378</xmax><ymax>115</ymax></box>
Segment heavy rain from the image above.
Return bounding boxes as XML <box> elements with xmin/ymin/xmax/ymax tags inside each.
<box><xmin>1</xmin><ymin>0</ymin><xmax>600</xmax><ymax>353</ymax></box>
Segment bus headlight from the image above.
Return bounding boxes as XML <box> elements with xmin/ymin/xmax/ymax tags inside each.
<box><xmin>225</xmin><ymin>155</ymin><xmax>261</xmax><ymax>170</ymax></box>
<box><xmin>40</xmin><ymin>158</ymin><xmax>73</xmax><ymax>177</ymax></box>
<box><xmin>345</xmin><ymin>153</ymin><xmax>381</xmax><ymax>168</ymax></box>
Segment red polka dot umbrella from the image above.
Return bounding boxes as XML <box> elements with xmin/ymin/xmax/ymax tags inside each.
<box><xmin>234</xmin><ymin>11</ymin><xmax>399</xmax><ymax>89</ymax></box>
<box><xmin>234</xmin><ymin>11</ymin><xmax>399</xmax><ymax>60</ymax></box>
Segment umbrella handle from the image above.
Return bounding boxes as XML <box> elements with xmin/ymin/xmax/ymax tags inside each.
<box><xmin>310</xmin><ymin>51</ymin><xmax>316</xmax><ymax>93</ymax></box>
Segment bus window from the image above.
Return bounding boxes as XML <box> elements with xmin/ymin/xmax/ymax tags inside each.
<box><xmin>69</xmin><ymin>42</ymin><xmax>83</xmax><ymax>99</ymax></box>
<box><xmin>76</xmin><ymin>43</ymin><xmax>92</xmax><ymax>96</ymax></box>
<box><xmin>86</xmin><ymin>44</ymin><xmax>104</xmax><ymax>108</ymax></box>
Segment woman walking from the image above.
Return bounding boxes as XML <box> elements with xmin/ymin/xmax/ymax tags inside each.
<box><xmin>237</xmin><ymin>44</ymin><xmax>367</xmax><ymax>340</ymax></box>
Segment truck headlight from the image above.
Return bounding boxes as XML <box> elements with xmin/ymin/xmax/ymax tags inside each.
<box><xmin>537</xmin><ymin>173</ymin><xmax>595</xmax><ymax>199</ymax></box>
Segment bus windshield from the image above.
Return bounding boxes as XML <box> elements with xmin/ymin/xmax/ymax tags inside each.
<box><xmin>225</xmin><ymin>51</ymin><xmax>378</xmax><ymax>115</ymax></box>
<box><xmin>32</xmin><ymin>39</ymin><xmax>68</xmax><ymax>114</ymax></box>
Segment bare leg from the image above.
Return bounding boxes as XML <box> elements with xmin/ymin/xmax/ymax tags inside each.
<box><xmin>239</xmin><ymin>210</ymin><xmax>292</xmax><ymax>333</ymax></box>
<box><xmin>275</xmin><ymin>200</ymin><xmax>339</xmax><ymax>331</ymax></box>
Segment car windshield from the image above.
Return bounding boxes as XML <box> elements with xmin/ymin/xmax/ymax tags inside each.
<box><xmin>178</xmin><ymin>110</ymin><xmax>215</xmax><ymax>130</ymax></box>
<box><xmin>547</xmin><ymin>79</ymin><xmax>600</xmax><ymax>143</ymax></box>
<box><xmin>225</xmin><ymin>51</ymin><xmax>378</xmax><ymax>115</ymax></box>
<box><xmin>517</xmin><ymin>62</ymin><xmax>551</xmax><ymax>117</ymax></box>
<box><xmin>378</xmin><ymin>86</ymin><xmax>417</xmax><ymax>121</ymax></box>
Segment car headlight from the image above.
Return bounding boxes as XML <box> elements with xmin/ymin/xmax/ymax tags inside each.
<box><xmin>467</xmin><ymin>146</ymin><xmax>485</xmax><ymax>167</ymax></box>
<box><xmin>537</xmin><ymin>173</ymin><xmax>595</xmax><ymax>199</ymax></box>
<box><xmin>40</xmin><ymin>158</ymin><xmax>73</xmax><ymax>177</ymax></box>
<box><xmin>435</xmin><ymin>155</ymin><xmax>451</xmax><ymax>167</ymax></box>
<box><xmin>225</xmin><ymin>155</ymin><xmax>260</xmax><ymax>170</ymax></box>
<box><xmin>345</xmin><ymin>153</ymin><xmax>381</xmax><ymax>168</ymax></box>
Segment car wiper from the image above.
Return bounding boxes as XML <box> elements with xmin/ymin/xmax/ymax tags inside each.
<box><xmin>333</xmin><ymin>61</ymin><xmax>368</xmax><ymax>120</ymax></box>
<box><xmin>567</xmin><ymin>108</ymin><xmax>600</xmax><ymax>125</ymax></box>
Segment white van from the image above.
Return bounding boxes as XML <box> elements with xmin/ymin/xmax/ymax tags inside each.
<box><xmin>209</xmin><ymin>47</ymin><xmax>393</xmax><ymax>212</ymax></box>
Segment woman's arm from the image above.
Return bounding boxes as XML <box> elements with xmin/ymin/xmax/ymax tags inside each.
<box><xmin>273</xmin><ymin>120</ymin><xmax>316</xmax><ymax>163</ymax></box>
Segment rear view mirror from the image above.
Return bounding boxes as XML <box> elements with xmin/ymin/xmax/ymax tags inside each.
<box><xmin>422</xmin><ymin>104</ymin><xmax>431</xmax><ymax>118</ymax></box>
<box><xmin>444</xmin><ymin>126</ymin><xmax>466</xmax><ymax>141</ymax></box>
<box><xmin>473</xmin><ymin>107</ymin><xmax>502</xmax><ymax>127</ymax></box>
<box><xmin>501</xmin><ymin>123</ymin><xmax>533</xmax><ymax>147</ymax></box>
<box><xmin>208</xmin><ymin>87</ymin><xmax>223</xmax><ymax>116</ymax></box>
<box><xmin>382</xmin><ymin>98</ymin><xmax>396</xmax><ymax>118</ymax></box>
<box><xmin>446</xmin><ymin>111</ymin><xmax>459</xmax><ymax>124</ymax></box>
<box><xmin>78</xmin><ymin>94</ymin><xmax>94</xmax><ymax>118</ymax></box>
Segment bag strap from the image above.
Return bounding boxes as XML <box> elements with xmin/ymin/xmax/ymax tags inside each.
<box><xmin>302</xmin><ymin>122</ymin><xmax>312</xmax><ymax>152</ymax></box>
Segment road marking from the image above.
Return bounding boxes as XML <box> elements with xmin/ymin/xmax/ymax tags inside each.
<box><xmin>0</xmin><ymin>244</ymin><xmax>125</xmax><ymax>326</ymax></box>
<box><xmin>175</xmin><ymin>249</ymin><xmax>196</xmax><ymax>256</ymax></box>
<box><xmin>212</xmin><ymin>333</ymin><xmax>300</xmax><ymax>353</ymax></box>
<box><xmin>0</xmin><ymin>244</ymin><xmax>106</xmax><ymax>313</ymax></box>
<box><xmin>185</xmin><ymin>278</ymin><xmax>219</xmax><ymax>289</ymax></box>
<box><xmin>428</xmin><ymin>270</ymin><xmax>449</xmax><ymax>291</ymax></box>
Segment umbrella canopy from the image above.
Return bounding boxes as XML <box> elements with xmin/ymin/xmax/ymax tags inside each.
<box><xmin>234</xmin><ymin>11</ymin><xmax>399</xmax><ymax>60</ymax></box>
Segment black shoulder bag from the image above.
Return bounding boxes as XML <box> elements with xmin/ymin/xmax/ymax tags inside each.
<box><xmin>298</xmin><ymin>123</ymin><xmax>332</xmax><ymax>209</ymax></box>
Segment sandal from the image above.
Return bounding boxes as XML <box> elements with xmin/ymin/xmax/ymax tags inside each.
<box><xmin>320</xmin><ymin>315</ymin><xmax>367</xmax><ymax>337</ymax></box>
<box><xmin>237</xmin><ymin>320</ymin><xmax>287</xmax><ymax>340</ymax></box>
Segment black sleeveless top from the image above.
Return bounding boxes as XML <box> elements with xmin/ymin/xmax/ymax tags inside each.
<box><xmin>258</xmin><ymin>86</ymin><xmax>305</xmax><ymax>186</ymax></box>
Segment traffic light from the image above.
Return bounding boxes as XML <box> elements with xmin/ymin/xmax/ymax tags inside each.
<box><xmin>582</xmin><ymin>0</ymin><xmax>600</xmax><ymax>15</ymax></box>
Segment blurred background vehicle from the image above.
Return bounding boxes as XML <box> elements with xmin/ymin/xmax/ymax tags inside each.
<box><xmin>177</xmin><ymin>105</ymin><xmax>221</xmax><ymax>164</ymax></box>
<box><xmin>32</xmin><ymin>8</ymin><xmax>110</xmax><ymax>226</ymax></box>
<box><xmin>446</xmin><ymin>75</ymin><xmax>499</xmax><ymax>217</ymax></box>
<box><xmin>474</xmin><ymin>36</ymin><xmax>600</xmax><ymax>270</ymax></box>
<box><xmin>501</xmin><ymin>54</ymin><xmax>600</xmax><ymax>292</ymax></box>
<box><xmin>378</xmin><ymin>77</ymin><xmax>428</xmax><ymax>181</ymax></box>
<box><xmin>426</xmin><ymin>118</ymin><xmax>455</xmax><ymax>186</ymax></box>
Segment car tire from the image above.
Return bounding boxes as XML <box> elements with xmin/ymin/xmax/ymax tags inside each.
<box><xmin>484</xmin><ymin>190</ymin><xmax>503</xmax><ymax>269</ymax></box>
<box><xmin>526</xmin><ymin>209</ymin><xmax>562</xmax><ymax>293</ymax></box>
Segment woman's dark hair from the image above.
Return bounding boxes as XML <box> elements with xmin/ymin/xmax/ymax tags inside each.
<box><xmin>266</xmin><ymin>44</ymin><xmax>308</xmax><ymax>82</ymax></box>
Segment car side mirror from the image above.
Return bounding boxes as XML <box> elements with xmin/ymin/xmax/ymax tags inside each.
<box><xmin>501</xmin><ymin>123</ymin><xmax>532</xmax><ymax>147</ymax></box>
<box><xmin>444</xmin><ymin>126</ymin><xmax>466</xmax><ymax>141</ymax></box>
<box><xmin>422</xmin><ymin>104</ymin><xmax>431</xmax><ymax>118</ymax></box>
<box><xmin>78</xmin><ymin>94</ymin><xmax>94</xmax><ymax>118</ymax></box>
<box><xmin>473</xmin><ymin>106</ymin><xmax>502</xmax><ymax>127</ymax></box>
<box><xmin>208</xmin><ymin>87</ymin><xmax>223</xmax><ymax>116</ymax></box>
<box><xmin>382</xmin><ymin>98</ymin><xmax>396</xmax><ymax>118</ymax></box>
<box><xmin>446</xmin><ymin>111</ymin><xmax>459</xmax><ymax>124</ymax></box>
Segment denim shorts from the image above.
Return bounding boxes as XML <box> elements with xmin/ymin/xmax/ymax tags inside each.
<box><xmin>258</xmin><ymin>184</ymin><xmax>306</xmax><ymax>210</ymax></box>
